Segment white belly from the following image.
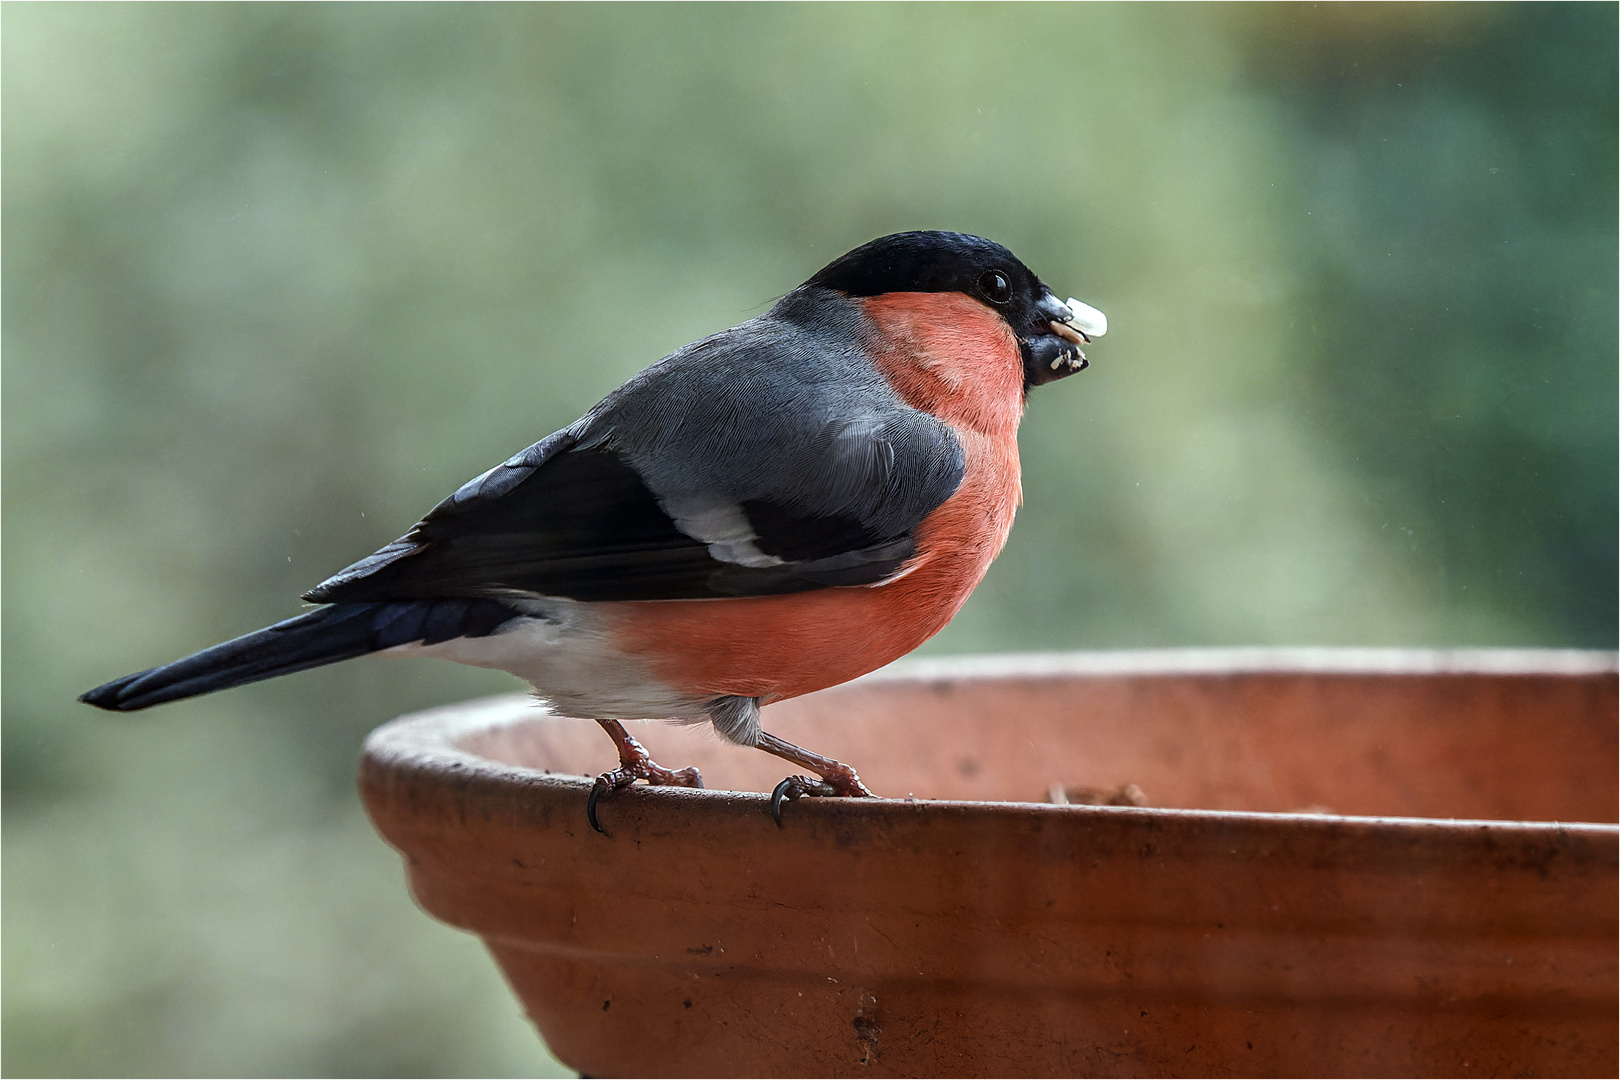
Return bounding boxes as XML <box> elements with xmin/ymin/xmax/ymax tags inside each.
<box><xmin>385</xmin><ymin>596</ymin><xmax>712</xmax><ymax>722</ymax></box>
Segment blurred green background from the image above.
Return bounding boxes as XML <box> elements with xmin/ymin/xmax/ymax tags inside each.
<box><xmin>4</xmin><ymin>3</ymin><xmax>1614</xmax><ymax>1075</ymax></box>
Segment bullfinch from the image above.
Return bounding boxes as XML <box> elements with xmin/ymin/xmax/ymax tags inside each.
<box><xmin>80</xmin><ymin>231</ymin><xmax>1108</xmax><ymax>829</ymax></box>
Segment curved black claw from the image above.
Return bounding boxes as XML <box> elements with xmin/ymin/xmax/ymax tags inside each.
<box><xmin>771</xmin><ymin>775</ymin><xmax>841</xmax><ymax>826</ymax></box>
<box><xmin>587</xmin><ymin>761</ymin><xmax>703</xmax><ymax>837</ymax></box>
<box><xmin>587</xmin><ymin>778</ymin><xmax>613</xmax><ymax>835</ymax></box>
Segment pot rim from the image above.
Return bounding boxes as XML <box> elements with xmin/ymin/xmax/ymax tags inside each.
<box><xmin>363</xmin><ymin>647</ymin><xmax>1620</xmax><ymax>836</ymax></box>
<box><xmin>873</xmin><ymin>645</ymin><xmax>1617</xmax><ymax>679</ymax></box>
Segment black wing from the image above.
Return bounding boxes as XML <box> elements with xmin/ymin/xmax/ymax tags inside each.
<box><xmin>305</xmin><ymin>287</ymin><xmax>966</xmax><ymax>605</ymax></box>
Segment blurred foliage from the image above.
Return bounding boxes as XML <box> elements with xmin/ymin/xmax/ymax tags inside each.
<box><xmin>3</xmin><ymin>3</ymin><xmax>1613</xmax><ymax>1076</ymax></box>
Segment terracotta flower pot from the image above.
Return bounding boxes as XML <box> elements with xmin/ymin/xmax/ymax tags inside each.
<box><xmin>359</xmin><ymin>650</ymin><xmax>1618</xmax><ymax>1077</ymax></box>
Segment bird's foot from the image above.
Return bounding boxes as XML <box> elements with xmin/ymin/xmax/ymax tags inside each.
<box><xmin>767</xmin><ymin>755</ymin><xmax>875</xmax><ymax>826</ymax></box>
<box><xmin>588</xmin><ymin>719</ymin><xmax>703</xmax><ymax>835</ymax></box>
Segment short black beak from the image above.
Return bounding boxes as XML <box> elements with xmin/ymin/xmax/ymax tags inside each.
<box><xmin>1023</xmin><ymin>292</ymin><xmax>1103</xmax><ymax>389</ymax></box>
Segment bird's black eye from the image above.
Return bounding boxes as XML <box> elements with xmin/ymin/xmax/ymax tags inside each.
<box><xmin>978</xmin><ymin>269</ymin><xmax>1012</xmax><ymax>305</ymax></box>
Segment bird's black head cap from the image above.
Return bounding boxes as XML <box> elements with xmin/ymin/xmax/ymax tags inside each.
<box><xmin>808</xmin><ymin>231</ymin><xmax>1041</xmax><ymax>307</ymax></box>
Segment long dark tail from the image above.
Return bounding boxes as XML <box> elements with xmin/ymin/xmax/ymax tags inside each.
<box><xmin>79</xmin><ymin>598</ymin><xmax>517</xmax><ymax>712</ymax></box>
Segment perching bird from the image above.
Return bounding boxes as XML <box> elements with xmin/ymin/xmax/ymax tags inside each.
<box><xmin>80</xmin><ymin>231</ymin><xmax>1106</xmax><ymax>829</ymax></box>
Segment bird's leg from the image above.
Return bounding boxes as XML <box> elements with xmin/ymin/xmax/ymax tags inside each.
<box><xmin>587</xmin><ymin>718</ymin><xmax>703</xmax><ymax>835</ymax></box>
<box><xmin>758</xmin><ymin>730</ymin><xmax>875</xmax><ymax>826</ymax></box>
